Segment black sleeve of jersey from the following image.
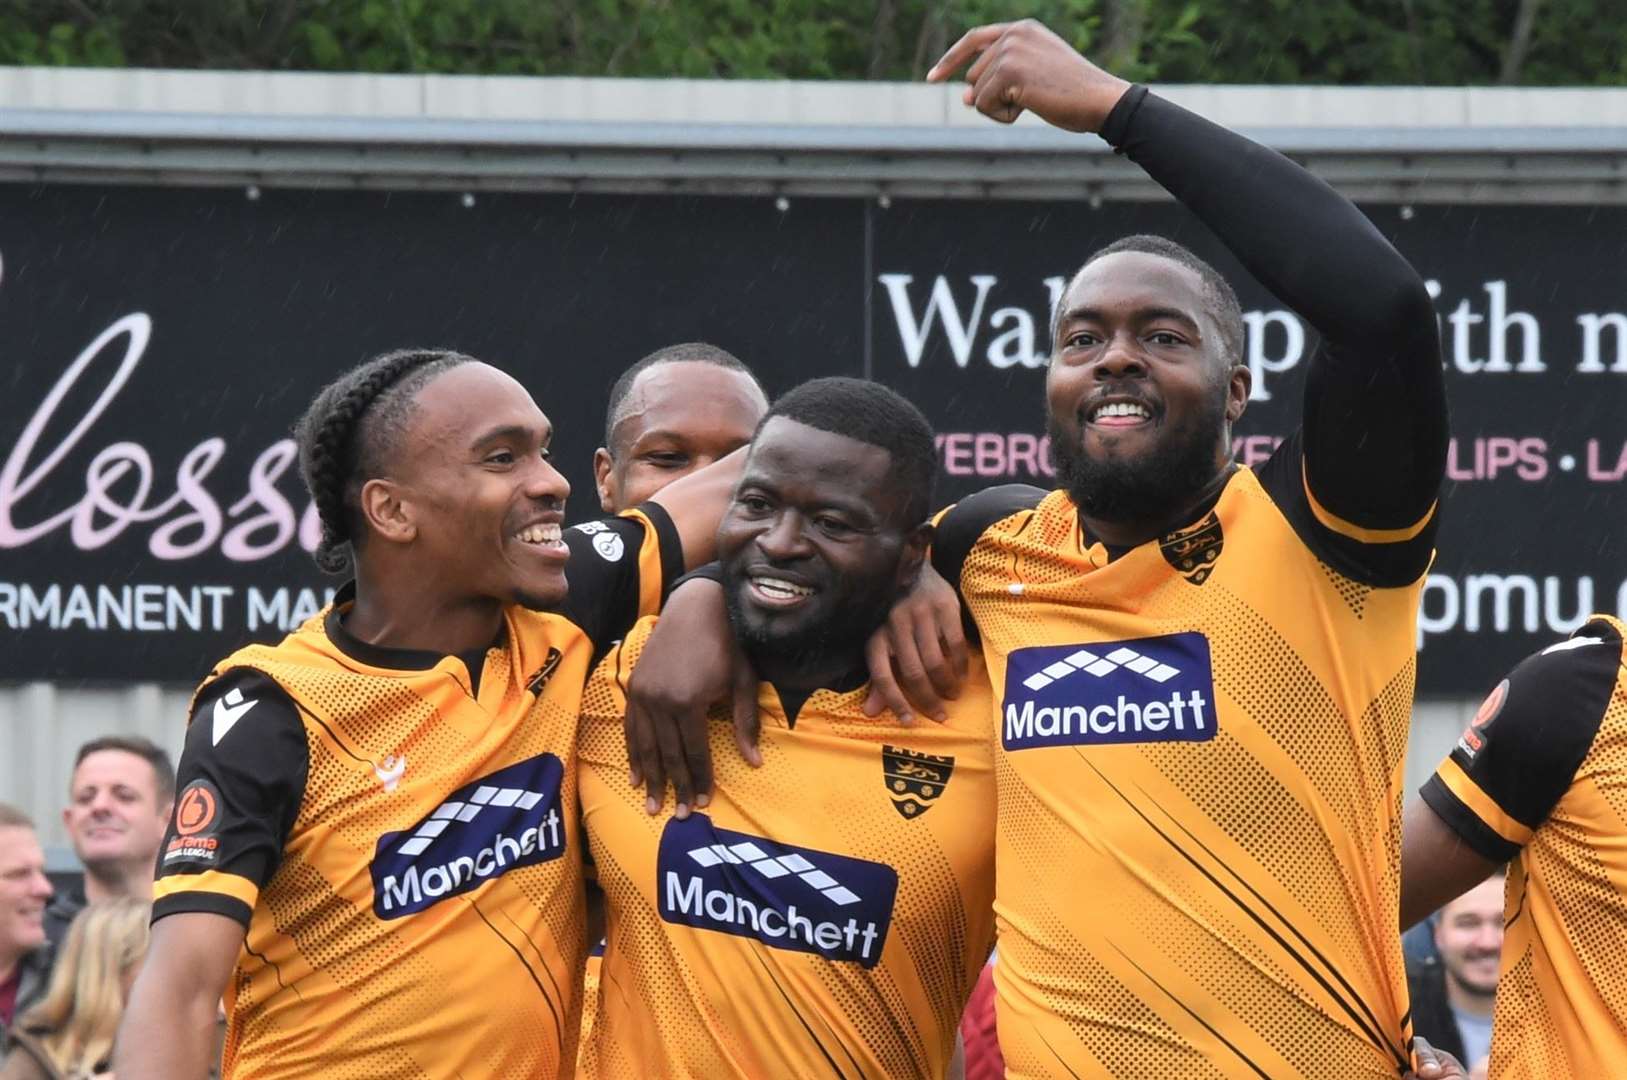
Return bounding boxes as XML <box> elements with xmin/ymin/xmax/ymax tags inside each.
<box><xmin>1104</xmin><ymin>88</ymin><xmax>1447</xmax><ymax>538</ymax></box>
<box><xmin>559</xmin><ymin>502</ymin><xmax>683</xmax><ymax>656</ymax></box>
<box><xmin>154</xmin><ymin>668</ymin><xmax>308</xmax><ymax>927</ymax></box>
<box><xmin>930</xmin><ymin>484</ymin><xmax>1048</xmax><ymax>592</ymax></box>
<box><xmin>1255</xmin><ymin>430</ymin><xmax>1439</xmax><ymax>587</ymax></box>
<box><xmin>1419</xmin><ymin>618</ymin><xmax>1621</xmax><ymax>863</ymax></box>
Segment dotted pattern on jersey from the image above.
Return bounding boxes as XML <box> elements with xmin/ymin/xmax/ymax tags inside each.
<box><xmin>1485</xmin><ymin>631</ymin><xmax>1627</xmax><ymax>1078</ymax></box>
<box><xmin>1319</xmin><ymin>559</ymin><xmax>1371</xmax><ymax>619</ymax></box>
<box><xmin>969</xmin><ymin>481</ymin><xmax>1414</xmax><ymax>1077</ymax></box>
<box><xmin>201</xmin><ymin>610</ymin><xmax>585</xmax><ymax>1080</ymax></box>
<box><xmin>578</xmin><ymin>621</ymin><xmax>992</xmax><ymax>1080</ymax></box>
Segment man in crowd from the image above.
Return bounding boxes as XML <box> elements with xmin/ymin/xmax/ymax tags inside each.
<box><xmin>0</xmin><ymin>806</ymin><xmax>53</xmax><ymax>1051</ymax></box>
<box><xmin>116</xmin><ymin>347</ymin><xmax>740</xmax><ymax>1079</ymax></box>
<box><xmin>1406</xmin><ymin>871</ymin><xmax>1503</xmax><ymax>1073</ymax></box>
<box><xmin>1403</xmin><ymin>615</ymin><xmax>1627</xmax><ymax>1077</ymax></box>
<box><xmin>45</xmin><ymin>736</ymin><xmax>174</xmax><ymax>951</ymax></box>
<box><xmin>579</xmin><ymin>377</ymin><xmax>994</xmax><ymax>1077</ymax></box>
<box><xmin>626</xmin><ymin>18</ymin><xmax>1449</xmax><ymax>1078</ymax></box>
<box><xmin>594</xmin><ymin>342</ymin><xmax>767</xmax><ymax>514</ymax></box>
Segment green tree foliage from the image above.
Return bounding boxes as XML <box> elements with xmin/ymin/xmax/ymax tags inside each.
<box><xmin>0</xmin><ymin>0</ymin><xmax>1620</xmax><ymax>84</ymax></box>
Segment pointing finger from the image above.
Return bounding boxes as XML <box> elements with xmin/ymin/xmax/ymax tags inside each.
<box><xmin>927</xmin><ymin>23</ymin><xmax>1010</xmax><ymax>82</ymax></box>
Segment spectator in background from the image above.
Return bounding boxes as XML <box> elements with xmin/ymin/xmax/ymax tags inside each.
<box><xmin>1</xmin><ymin>898</ymin><xmax>150</xmax><ymax>1080</ymax></box>
<box><xmin>1406</xmin><ymin>871</ymin><xmax>1505</xmax><ymax>1075</ymax></box>
<box><xmin>593</xmin><ymin>342</ymin><xmax>767</xmax><ymax>514</ymax></box>
<box><xmin>0</xmin><ymin>807</ymin><xmax>54</xmax><ymax>1053</ymax></box>
<box><xmin>46</xmin><ymin>738</ymin><xmax>174</xmax><ymax>952</ymax></box>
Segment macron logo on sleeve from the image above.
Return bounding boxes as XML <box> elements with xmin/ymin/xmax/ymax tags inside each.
<box><xmin>1002</xmin><ymin>633</ymin><xmax>1218</xmax><ymax>751</ymax></box>
<box><xmin>211</xmin><ymin>687</ymin><xmax>257</xmax><ymax>746</ymax></box>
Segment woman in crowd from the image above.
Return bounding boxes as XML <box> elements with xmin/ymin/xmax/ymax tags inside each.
<box><xmin>0</xmin><ymin>899</ymin><xmax>149</xmax><ymax>1080</ymax></box>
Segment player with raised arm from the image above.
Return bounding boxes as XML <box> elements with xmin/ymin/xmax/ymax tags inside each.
<box><xmin>1402</xmin><ymin>615</ymin><xmax>1627</xmax><ymax>1078</ymax></box>
<box><xmin>580</xmin><ymin>378</ymin><xmax>994</xmax><ymax>1079</ymax></box>
<box><xmin>113</xmin><ymin>348</ymin><xmax>737</xmax><ymax>1080</ymax></box>
<box><xmin>625</xmin><ymin>19</ymin><xmax>1455</xmax><ymax>1079</ymax></box>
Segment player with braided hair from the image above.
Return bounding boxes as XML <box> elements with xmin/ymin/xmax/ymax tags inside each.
<box><xmin>117</xmin><ymin>347</ymin><xmax>742</xmax><ymax>1079</ymax></box>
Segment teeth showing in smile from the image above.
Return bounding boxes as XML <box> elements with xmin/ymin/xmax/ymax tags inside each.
<box><xmin>517</xmin><ymin>523</ymin><xmax>563</xmax><ymax>545</ymax></box>
<box><xmin>1092</xmin><ymin>401</ymin><xmax>1151</xmax><ymax>421</ymax></box>
<box><xmin>752</xmin><ymin>576</ymin><xmax>814</xmax><ymax>599</ymax></box>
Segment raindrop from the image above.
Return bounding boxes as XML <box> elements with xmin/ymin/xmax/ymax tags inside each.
<box><xmin>877</xmin><ymin>194</ymin><xmax>892</xmax><ymax>209</ymax></box>
<box><xmin>1088</xmin><ymin>194</ymin><xmax>1103</xmax><ymax>210</ymax></box>
<box><xmin>774</xmin><ymin>196</ymin><xmax>791</xmax><ymax>212</ymax></box>
<box><xmin>461</xmin><ymin>192</ymin><xmax>477</xmax><ymax>209</ymax></box>
<box><xmin>1400</xmin><ymin>205</ymin><xmax>1415</xmax><ymax>220</ymax></box>
<box><xmin>245</xmin><ymin>185</ymin><xmax>261</xmax><ymax>201</ymax></box>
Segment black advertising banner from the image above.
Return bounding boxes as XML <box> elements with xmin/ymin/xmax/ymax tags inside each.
<box><xmin>2</xmin><ymin>186</ymin><xmax>1622</xmax><ymax>693</ymax></box>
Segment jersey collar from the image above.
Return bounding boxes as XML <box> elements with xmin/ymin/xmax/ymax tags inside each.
<box><xmin>324</xmin><ymin>582</ymin><xmax>504</xmax><ymax>691</ymax></box>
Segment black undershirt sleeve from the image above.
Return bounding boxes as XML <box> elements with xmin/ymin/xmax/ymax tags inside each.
<box><xmin>1103</xmin><ymin>87</ymin><xmax>1447</xmax><ymax>585</ymax></box>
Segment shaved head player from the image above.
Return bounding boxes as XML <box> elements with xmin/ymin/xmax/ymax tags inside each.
<box><xmin>628</xmin><ymin>18</ymin><xmax>1455</xmax><ymax>1080</ymax></box>
<box><xmin>116</xmin><ymin>348</ymin><xmax>736</xmax><ymax>1079</ymax></box>
<box><xmin>594</xmin><ymin>342</ymin><xmax>767</xmax><ymax>515</ymax></box>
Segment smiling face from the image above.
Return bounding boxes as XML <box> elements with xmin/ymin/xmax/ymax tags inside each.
<box><xmin>0</xmin><ymin>826</ymin><xmax>51</xmax><ymax>962</ymax></box>
<box><xmin>1434</xmin><ymin>875</ymin><xmax>1506</xmax><ymax>999</ymax></box>
<box><xmin>1046</xmin><ymin>251</ymin><xmax>1249</xmax><ymax>523</ymax></box>
<box><xmin>596</xmin><ymin>361</ymin><xmax>767</xmax><ymax>513</ymax></box>
<box><xmin>362</xmin><ymin>362</ymin><xmax>573</xmax><ymax>611</ymax></box>
<box><xmin>63</xmin><ymin>750</ymin><xmax>170</xmax><ymax>873</ymax></box>
<box><xmin>717</xmin><ymin>418</ymin><xmax>926</xmax><ymax>672</ymax></box>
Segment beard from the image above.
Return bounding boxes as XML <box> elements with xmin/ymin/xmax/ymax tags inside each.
<box><xmin>722</xmin><ymin>572</ymin><xmax>897</xmax><ymax>676</ymax></box>
<box><xmin>1048</xmin><ymin>393</ymin><xmax>1229</xmax><ymax>523</ymax></box>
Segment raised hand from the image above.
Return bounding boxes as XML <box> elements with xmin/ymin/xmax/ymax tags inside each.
<box><xmin>926</xmin><ymin>19</ymin><xmax>1132</xmax><ymax>134</ymax></box>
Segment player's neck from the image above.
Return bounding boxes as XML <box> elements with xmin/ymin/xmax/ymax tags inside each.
<box><xmin>1077</xmin><ymin>462</ymin><xmax>1233</xmax><ymax>549</ymax></box>
<box><xmin>343</xmin><ymin>574</ymin><xmax>505</xmax><ymax>657</ymax></box>
<box><xmin>748</xmin><ymin>645</ymin><xmax>867</xmax><ymax>700</ymax></box>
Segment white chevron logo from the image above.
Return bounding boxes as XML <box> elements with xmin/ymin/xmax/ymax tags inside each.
<box><xmin>1020</xmin><ymin>646</ymin><xmax>1181</xmax><ymax>692</ymax></box>
<box><xmin>686</xmin><ymin>842</ymin><xmax>861</xmax><ymax>906</ymax></box>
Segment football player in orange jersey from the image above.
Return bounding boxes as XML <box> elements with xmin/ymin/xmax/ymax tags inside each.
<box><xmin>116</xmin><ymin>348</ymin><xmax>738</xmax><ymax>1079</ymax></box>
<box><xmin>623</xmin><ymin>20</ymin><xmax>1469</xmax><ymax>1080</ymax></box>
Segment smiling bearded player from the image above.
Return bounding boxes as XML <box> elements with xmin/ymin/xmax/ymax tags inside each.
<box><xmin>114</xmin><ymin>348</ymin><xmax>735</xmax><ymax>1080</ymax></box>
<box><xmin>578</xmin><ymin>378</ymin><xmax>993</xmax><ymax>1079</ymax></box>
<box><xmin>622</xmin><ymin>19</ymin><xmax>1452</xmax><ymax>1080</ymax></box>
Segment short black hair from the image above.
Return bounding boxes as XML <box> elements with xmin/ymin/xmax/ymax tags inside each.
<box><xmin>759</xmin><ymin>377</ymin><xmax>935</xmax><ymax>527</ymax></box>
<box><xmin>1059</xmin><ymin>234</ymin><xmax>1246</xmax><ymax>366</ymax></box>
<box><xmin>603</xmin><ymin>343</ymin><xmax>764</xmax><ymax>454</ymax></box>
<box><xmin>295</xmin><ymin>348</ymin><xmax>476</xmax><ymax>574</ymax></box>
<box><xmin>74</xmin><ymin>735</ymin><xmax>176</xmax><ymax>803</ymax></box>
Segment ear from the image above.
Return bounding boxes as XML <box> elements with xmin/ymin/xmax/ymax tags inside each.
<box><xmin>359</xmin><ymin>477</ymin><xmax>416</xmax><ymax>545</ymax></box>
<box><xmin>894</xmin><ymin>520</ymin><xmax>934</xmax><ymax>593</ymax></box>
<box><xmin>1225</xmin><ymin>363</ymin><xmax>1251</xmax><ymax>424</ymax></box>
<box><xmin>593</xmin><ymin>447</ymin><xmax>617</xmax><ymax>514</ymax></box>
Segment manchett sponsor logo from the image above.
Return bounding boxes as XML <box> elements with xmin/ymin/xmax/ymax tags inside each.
<box><xmin>1002</xmin><ymin>633</ymin><xmax>1218</xmax><ymax>750</ymax></box>
<box><xmin>657</xmin><ymin>814</ymin><xmax>897</xmax><ymax>968</ymax></box>
<box><xmin>370</xmin><ymin>753</ymin><xmax>566</xmax><ymax>918</ymax></box>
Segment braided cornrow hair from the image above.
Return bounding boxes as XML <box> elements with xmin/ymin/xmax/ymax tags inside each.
<box><xmin>295</xmin><ymin>348</ymin><xmax>475</xmax><ymax>575</ymax></box>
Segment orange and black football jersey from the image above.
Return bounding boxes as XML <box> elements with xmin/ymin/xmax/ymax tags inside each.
<box><xmin>1420</xmin><ymin>615</ymin><xmax>1627</xmax><ymax>1079</ymax></box>
<box><xmin>577</xmin><ymin>616</ymin><xmax>996</xmax><ymax>1080</ymax></box>
<box><xmin>933</xmin><ymin>444</ymin><xmax>1436</xmax><ymax>1079</ymax></box>
<box><xmin>153</xmin><ymin>507</ymin><xmax>681</xmax><ymax>1079</ymax></box>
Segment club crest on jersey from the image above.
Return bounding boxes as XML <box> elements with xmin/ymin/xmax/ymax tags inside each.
<box><xmin>370</xmin><ymin>753</ymin><xmax>566</xmax><ymax>918</ymax></box>
<box><xmin>1003</xmin><ymin>633</ymin><xmax>1218</xmax><ymax>751</ymax></box>
<box><xmin>1159</xmin><ymin>511</ymin><xmax>1223</xmax><ymax>585</ymax></box>
<box><xmin>881</xmin><ymin>745</ymin><xmax>954</xmax><ymax>819</ymax></box>
<box><xmin>656</xmin><ymin>814</ymin><xmax>898</xmax><ymax>968</ymax></box>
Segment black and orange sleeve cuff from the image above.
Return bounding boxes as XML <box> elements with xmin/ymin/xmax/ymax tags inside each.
<box><xmin>152</xmin><ymin>870</ymin><xmax>260</xmax><ymax>928</ymax></box>
<box><xmin>625</xmin><ymin>501</ymin><xmax>685</xmax><ymax>610</ymax></box>
<box><xmin>1419</xmin><ymin>763</ymin><xmax>1525</xmax><ymax>864</ymax></box>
